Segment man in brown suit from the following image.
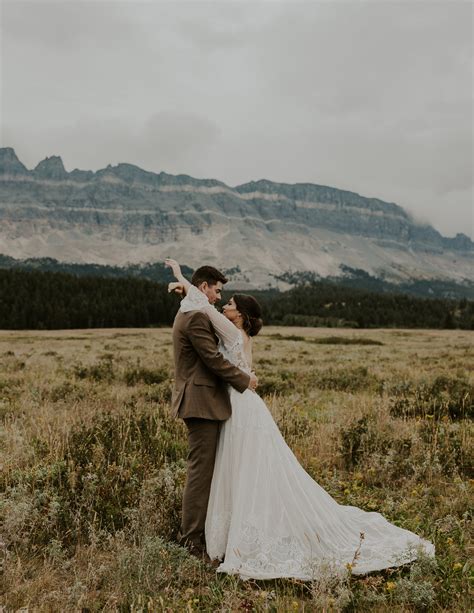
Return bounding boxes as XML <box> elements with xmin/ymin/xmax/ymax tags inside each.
<box><xmin>171</xmin><ymin>265</ymin><xmax>257</xmax><ymax>558</ymax></box>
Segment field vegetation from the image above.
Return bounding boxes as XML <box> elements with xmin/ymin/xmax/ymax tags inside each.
<box><xmin>0</xmin><ymin>327</ymin><xmax>472</xmax><ymax>611</ymax></box>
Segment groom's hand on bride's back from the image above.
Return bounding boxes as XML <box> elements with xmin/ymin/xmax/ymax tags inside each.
<box><xmin>248</xmin><ymin>372</ymin><xmax>258</xmax><ymax>391</ymax></box>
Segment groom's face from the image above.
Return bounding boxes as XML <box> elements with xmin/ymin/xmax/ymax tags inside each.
<box><xmin>199</xmin><ymin>281</ymin><xmax>223</xmax><ymax>305</ymax></box>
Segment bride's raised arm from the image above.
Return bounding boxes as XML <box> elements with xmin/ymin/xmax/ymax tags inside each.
<box><xmin>165</xmin><ymin>259</ymin><xmax>241</xmax><ymax>350</ymax></box>
<box><xmin>165</xmin><ymin>258</ymin><xmax>191</xmax><ymax>294</ymax></box>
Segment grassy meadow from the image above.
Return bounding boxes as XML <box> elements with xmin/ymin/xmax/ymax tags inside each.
<box><xmin>0</xmin><ymin>326</ymin><xmax>472</xmax><ymax>611</ymax></box>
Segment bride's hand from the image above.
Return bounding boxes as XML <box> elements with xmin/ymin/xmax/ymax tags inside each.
<box><xmin>165</xmin><ymin>258</ymin><xmax>182</xmax><ymax>280</ymax></box>
<box><xmin>248</xmin><ymin>372</ymin><xmax>258</xmax><ymax>391</ymax></box>
<box><xmin>168</xmin><ymin>281</ymin><xmax>185</xmax><ymax>295</ymax></box>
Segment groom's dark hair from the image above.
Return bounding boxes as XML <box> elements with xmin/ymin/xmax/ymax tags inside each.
<box><xmin>191</xmin><ymin>266</ymin><xmax>228</xmax><ymax>287</ymax></box>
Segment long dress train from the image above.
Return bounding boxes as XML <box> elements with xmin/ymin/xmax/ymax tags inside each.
<box><xmin>206</xmin><ymin>380</ymin><xmax>434</xmax><ymax>579</ymax></box>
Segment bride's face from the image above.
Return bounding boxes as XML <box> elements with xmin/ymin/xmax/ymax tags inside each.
<box><xmin>222</xmin><ymin>297</ymin><xmax>241</xmax><ymax>323</ymax></box>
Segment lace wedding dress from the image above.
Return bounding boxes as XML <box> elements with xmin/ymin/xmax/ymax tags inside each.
<box><xmin>183</xmin><ymin>286</ymin><xmax>435</xmax><ymax>580</ymax></box>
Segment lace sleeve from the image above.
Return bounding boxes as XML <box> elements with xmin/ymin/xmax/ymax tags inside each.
<box><xmin>200</xmin><ymin>304</ymin><xmax>242</xmax><ymax>352</ymax></box>
<box><xmin>180</xmin><ymin>286</ymin><xmax>241</xmax><ymax>351</ymax></box>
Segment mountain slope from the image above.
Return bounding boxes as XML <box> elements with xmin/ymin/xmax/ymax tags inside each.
<box><xmin>0</xmin><ymin>147</ymin><xmax>472</xmax><ymax>288</ymax></box>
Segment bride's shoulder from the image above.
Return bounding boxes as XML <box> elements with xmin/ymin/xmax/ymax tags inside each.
<box><xmin>241</xmin><ymin>330</ymin><xmax>252</xmax><ymax>345</ymax></box>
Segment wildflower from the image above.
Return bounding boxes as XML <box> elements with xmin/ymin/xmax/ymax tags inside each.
<box><xmin>292</xmin><ymin>601</ymin><xmax>299</xmax><ymax>610</ymax></box>
<box><xmin>453</xmin><ymin>562</ymin><xmax>463</xmax><ymax>571</ymax></box>
<box><xmin>447</xmin><ymin>537</ymin><xmax>454</xmax><ymax>545</ymax></box>
<box><xmin>258</xmin><ymin>591</ymin><xmax>268</xmax><ymax>598</ymax></box>
<box><xmin>385</xmin><ymin>581</ymin><xmax>396</xmax><ymax>591</ymax></box>
<box><xmin>344</xmin><ymin>488</ymin><xmax>351</xmax><ymax>495</ymax></box>
<box><xmin>346</xmin><ymin>562</ymin><xmax>353</xmax><ymax>571</ymax></box>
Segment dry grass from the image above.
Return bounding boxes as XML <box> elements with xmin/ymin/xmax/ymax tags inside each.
<box><xmin>0</xmin><ymin>326</ymin><xmax>472</xmax><ymax>611</ymax></box>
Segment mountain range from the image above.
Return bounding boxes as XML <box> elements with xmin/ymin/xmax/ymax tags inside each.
<box><xmin>0</xmin><ymin>147</ymin><xmax>472</xmax><ymax>291</ymax></box>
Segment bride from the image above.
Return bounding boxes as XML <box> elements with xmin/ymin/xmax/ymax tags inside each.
<box><xmin>166</xmin><ymin>260</ymin><xmax>435</xmax><ymax>580</ymax></box>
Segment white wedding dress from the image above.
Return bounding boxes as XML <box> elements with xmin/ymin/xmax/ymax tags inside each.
<box><xmin>182</xmin><ymin>286</ymin><xmax>435</xmax><ymax>580</ymax></box>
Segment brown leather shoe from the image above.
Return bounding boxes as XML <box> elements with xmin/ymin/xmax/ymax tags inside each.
<box><xmin>186</xmin><ymin>546</ymin><xmax>220</xmax><ymax>568</ymax></box>
<box><xmin>186</xmin><ymin>543</ymin><xmax>205</xmax><ymax>558</ymax></box>
<box><xmin>202</xmin><ymin>552</ymin><xmax>220</xmax><ymax>569</ymax></box>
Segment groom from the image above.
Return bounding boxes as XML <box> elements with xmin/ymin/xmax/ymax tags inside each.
<box><xmin>171</xmin><ymin>265</ymin><xmax>257</xmax><ymax>559</ymax></box>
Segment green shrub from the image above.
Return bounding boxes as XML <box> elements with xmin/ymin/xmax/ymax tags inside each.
<box><xmin>312</xmin><ymin>337</ymin><xmax>384</xmax><ymax>345</ymax></box>
<box><xmin>417</xmin><ymin>420</ymin><xmax>473</xmax><ymax>477</ymax></box>
<box><xmin>276</xmin><ymin>405</ymin><xmax>313</xmax><ymax>444</ymax></box>
<box><xmin>73</xmin><ymin>357</ymin><xmax>115</xmax><ymax>382</ymax></box>
<box><xmin>339</xmin><ymin>416</ymin><xmax>371</xmax><ymax>468</ymax></box>
<box><xmin>389</xmin><ymin>375</ymin><xmax>473</xmax><ymax>420</ymax></box>
<box><xmin>268</xmin><ymin>333</ymin><xmax>306</xmax><ymax>341</ymax></box>
<box><xmin>258</xmin><ymin>371</ymin><xmax>295</xmax><ymax>396</ymax></box>
<box><xmin>123</xmin><ymin>365</ymin><xmax>169</xmax><ymax>386</ymax></box>
<box><xmin>142</xmin><ymin>380</ymin><xmax>173</xmax><ymax>403</ymax></box>
<box><xmin>1</xmin><ymin>465</ymin><xmax>71</xmax><ymax>551</ymax></box>
<box><xmin>0</xmin><ymin>378</ymin><xmax>21</xmax><ymax>403</ymax></box>
<box><xmin>338</xmin><ymin>415</ymin><xmax>407</xmax><ymax>474</ymax></box>
<box><xmin>113</xmin><ymin>536</ymin><xmax>203</xmax><ymax>600</ymax></box>
<box><xmin>2</xmin><ymin>407</ymin><xmax>187</xmax><ymax>550</ymax></box>
<box><xmin>315</xmin><ymin>366</ymin><xmax>382</xmax><ymax>393</ymax></box>
<box><xmin>49</xmin><ymin>381</ymin><xmax>85</xmax><ymax>402</ymax></box>
<box><xmin>126</xmin><ymin>463</ymin><xmax>186</xmax><ymax>541</ymax></box>
<box><xmin>389</xmin><ymin>552</ymin><xmax>438</xmax><ymax>609</ymax></box>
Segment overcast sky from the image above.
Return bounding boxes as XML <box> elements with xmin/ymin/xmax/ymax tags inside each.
<box><xmin>1</xmin><ymin>0</ymin><xmax>472</xmax><ymax>238</ymax></box>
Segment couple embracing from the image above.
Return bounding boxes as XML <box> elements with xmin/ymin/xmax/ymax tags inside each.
<box><xmin>166</xmin><ymin>259</ymin><xmax>434</xmax><ymax>580</ymax></box>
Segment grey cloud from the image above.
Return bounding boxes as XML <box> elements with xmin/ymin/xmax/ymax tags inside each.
<box><xmin>2</xmin><ymin>1</ymin><xmax>135</xmax><ymax>49</ymax></box>
<box><xmin>140</xmin><ymin>111</ymin><xmax>221</xmax><ymax>167</ymax></box>
<box><xmin>3</xmin><ymin>110</ymin><xmax>221</xmax><ymax>175</ymax></box>
<box><xmin>178</xmin><ymin>16</ymin><xmax>252</xmax><ymax>50</ymax></box>
<box><xmin>1</xmin><ymin>0</ymin><xmax>472</xmax><ymax>238</ymax></box>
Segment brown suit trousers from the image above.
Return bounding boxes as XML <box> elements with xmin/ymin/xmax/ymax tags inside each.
<box><xmin>180</xmin><ymin>417</ymin><xmax>220</xmax><ymax>549</ymax></box>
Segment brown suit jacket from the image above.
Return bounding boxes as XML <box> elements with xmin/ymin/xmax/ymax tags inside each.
<box><xmin>171</xmin><ymin>309</ymin><xmax>250</xmax><ymax>420</ymax></box>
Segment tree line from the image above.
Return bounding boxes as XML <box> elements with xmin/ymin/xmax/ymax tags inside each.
<box><xmin>0</xmin><ymin>268</ymin><xmax>472</xmax><ymax>330</ymax></box>
<box><xmin>0</xmin><ymin>269</ymin><xmax>178</xmax><ymax>330</ymax></box>
<box><xmin>2</xmin><ymin>253</ymin><xmax>473</xmax><ymax>300</ymax></box>
<box><xmin>252</xmin><ymin>283</ymin><xmax>473</xmax><ymax>329</ymax></box>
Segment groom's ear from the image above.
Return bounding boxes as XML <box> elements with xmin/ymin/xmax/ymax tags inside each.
<box><xmin>197</xmin><ymin>281</ymin><xmax>208</xmax><ymax>293</ymax></box>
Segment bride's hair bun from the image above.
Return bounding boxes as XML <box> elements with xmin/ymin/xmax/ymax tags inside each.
<box><xmin>249</xmin><ymin>316</ymin><xmax>263</xmax><ymax>337</ymax></box>
<box><xmin>233</xmin><ymin>294</ymin><xmax>263</xmax><ymax>337</ymax></box>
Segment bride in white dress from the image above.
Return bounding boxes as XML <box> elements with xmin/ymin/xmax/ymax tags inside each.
<box><xmin>166</xmin><ymin>260</ymin><xmax>435</xmax><ymax>580</ymax></box>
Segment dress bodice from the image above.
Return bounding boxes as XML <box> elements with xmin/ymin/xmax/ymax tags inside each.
<box><xmin>218</xmin><ymin>331</ymin><xmax>252</xmax><ymax>376</ymax></box>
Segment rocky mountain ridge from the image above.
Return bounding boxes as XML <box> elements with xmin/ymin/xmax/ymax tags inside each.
<box><xmin>0</xmin><ymin>147</ymin><xmax>472</xmax><ymax>288</ymax></box>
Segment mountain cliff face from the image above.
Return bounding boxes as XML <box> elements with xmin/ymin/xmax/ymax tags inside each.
<box><xmin>0</xmin><ymin>147</ymin><xmax>472</xmax><ymax>288</ymax></box>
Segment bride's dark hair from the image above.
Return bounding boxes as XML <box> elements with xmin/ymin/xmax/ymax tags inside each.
<box><xmin>233</xmin><ymin>294</ymin><xmax>263</xmax><ymax>337</ymax></box>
